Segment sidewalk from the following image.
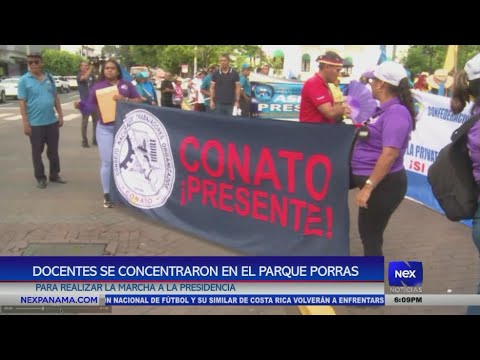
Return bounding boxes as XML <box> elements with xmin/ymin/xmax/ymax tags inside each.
<box><xmin>0</xmin><ymin>114</ymin><xmax>478</xmax><ymax>315</ymax></box>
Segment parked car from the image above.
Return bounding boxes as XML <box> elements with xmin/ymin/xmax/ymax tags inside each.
<box><xmin>53</xmin><ymin>76</ymin><xmax>70</xmax><ymax>93</ymax></box>
<box><xmin>0</xmin><ymin>83</ymin><xmax>5</xmax><ymax>103</ymax></box>
<box><xmin>66</xmin><ymin>76</ymin><xmax>78</xmax><ymax>89</ymax></box>
<box><xmin>1</xmin><ymin>77</ymin><xmax>20</xmax><ymax>99</ymax></box>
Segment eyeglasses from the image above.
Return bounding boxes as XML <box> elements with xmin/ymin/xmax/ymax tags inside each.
<box><xmin>28</xmin><ymin>60</ymin><xmax>40</xmax><ymax>65</ymax></box>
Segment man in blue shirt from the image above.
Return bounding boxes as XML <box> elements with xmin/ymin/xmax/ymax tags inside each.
<box><xmin>239</xmin><ymin>63</ymin><xmax>252</xmax><ymax>117</ymax></box>
<box><xmin>200</xmin><ymin>64</ymin><xmax>218</xmax><ymax>112</ymax></box>
<box><xmin>18</xmin><ymin>53</ymin><xmax>66</xmax><ymax>189</ymax></box>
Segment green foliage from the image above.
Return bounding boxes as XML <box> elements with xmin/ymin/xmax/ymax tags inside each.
<box><xmin>403</xmin><ymin>45</ymin><xmax>446</xmax><ymax>75</ymax></box>
<box><xmin>403</xmin><ymin>45</ymin><xmax>480</xmax><ymax>76</ymax></box>
<box><xmin>272</xmin><ymin>56</ymin><xmax>284</xmax><ymax>75</ymax></box>
<box><xmin>101</xmin><ymin>45</ymin><xmax>119</xmax><ymax>58</ymax></box>
<box><xmin>131</xmin><ymin>45</ymin><xmax>163</xmax><ymax>67</ymax></box>
<box><xmin>457</xmin><ymin>45</ymin><xmax>480</xmax><ymax>70</ymax></box>
<box><xmin>127</xmin><ymin>45</ymin><xmax>264</xmax><ymax>75</ymax></box>
<box><xmin>233</xmin><ymin>55</ymin><xmax>249</xmax><ymax>71</ymax></box>
<box><xmin>41</xmin><ymin>49</ymin><xmax>85</xmax><ymax>76</ymax></box>
<box><xmin>101</xmin><ymin>45</ymin><xmax>135</xmax><ymax>68</ymax></box>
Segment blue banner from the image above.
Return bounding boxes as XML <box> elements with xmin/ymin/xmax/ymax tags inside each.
<box><xmin>0</xmin><ymin>256</ymin><xmax>384</xmax><ymax>281</ymax></box>
<box><xmin>110</xmin><ymin>102</ymin><xmax>356</xmax><ymax>255</ymax></box>
<box><xmin>105</xmin><ymin>294</ymin><xmax>385</xmax><ymax>306</ymax></box>
<box><xmin>250</xmin><ymin>78</ymin><xmax>303</xmax><ymax>120</ymax></box>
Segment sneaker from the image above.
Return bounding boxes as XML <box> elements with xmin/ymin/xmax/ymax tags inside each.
<box><xmin>103</xmin><ymin>193</ymin><xmax>113</xmax><ymax>208</ymax></box>
<box><xmin>49</xmin><ymin>176</ymin><xmax>67</xmax><ymax>184</ymax></box>
<box><xmin>36</xmin><ymin>178</ymin><xmax>47</xmax><ymax>189</ymax></box>
<box><xmin>82</xmin><ymin>142</ymin><xmax>90</xmax><ymax>148</ymax></box>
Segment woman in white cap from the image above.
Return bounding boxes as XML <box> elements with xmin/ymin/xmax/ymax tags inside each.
<box><xmin>450</xmin><ymin>53</ymin><xmax>480</xmax><ymax>315</ymax></box>
<box><xmin>350</xmin><ymin>61</ymin><xmax>416</xmax><ymax>256</ymax></box>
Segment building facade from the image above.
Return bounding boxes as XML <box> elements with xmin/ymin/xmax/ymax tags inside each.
<box><xmin>261</xmin><ymin>45</ymin><xmax>389</xmax><ymax>82</ymax></box>
<box><xmin>0</xmin><ymin>45</ymin><xmax>61</xmax><ymax>77</ymax></box>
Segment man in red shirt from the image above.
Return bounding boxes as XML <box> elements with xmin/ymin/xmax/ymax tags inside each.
<box><xmin>299</xmin><ymin>51</ymin><xmax>351</xmax><ymax>123</ymax></box>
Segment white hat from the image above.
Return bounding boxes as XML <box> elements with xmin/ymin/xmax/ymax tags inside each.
<box><xmin>362</xmin><ymin>61</ymin><xmax>408</xmax><ymax>87</ymax></box>
<box><xmin>465</xmin><ymin>53</ymin><xmax>480</xmax><ymax>81</ymax></box>
<box><xmin>426</xmin><ymin>69</ymin><xmax>453</xmax><ymax>89</ymax></box>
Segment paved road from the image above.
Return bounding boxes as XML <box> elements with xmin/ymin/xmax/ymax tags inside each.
<box><xmin>0</xmin><ymin>96</ymin><xmax>478</xmax><ymax>315</ymax></box>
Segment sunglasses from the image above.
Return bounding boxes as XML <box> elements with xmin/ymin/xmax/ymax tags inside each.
<box><xmin>28</xmin><ymin>60</ymin><xmax>40</xmax><ymax>65</ymax></box>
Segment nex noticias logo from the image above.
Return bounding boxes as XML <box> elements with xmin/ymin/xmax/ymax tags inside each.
<box><xmin>388</xmin><ymin>261</ymin><xmax>423</xmax><ymax>287</ymax></box>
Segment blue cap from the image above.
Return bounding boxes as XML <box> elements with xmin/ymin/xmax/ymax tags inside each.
<box><xmin>241</xmin><ymin>63</ymin><xmax>252</xmax><ymax>70</ymax></box>
<box><xmin>136</xmin><ymin>71</ymin><xmax>147</xmax><ymax>79</ymax></box>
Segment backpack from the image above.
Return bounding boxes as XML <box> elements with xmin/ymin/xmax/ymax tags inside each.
<box><xmin>427</xmin><ymin>113</ymin><xmax>480</xmax><ymax>221</ymax></box>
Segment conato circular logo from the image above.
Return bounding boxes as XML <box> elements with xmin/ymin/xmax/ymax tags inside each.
<box><xmin>113</xmin><ymin>109</ymin><xmax>175</xmax><ymax>209</ymax></box>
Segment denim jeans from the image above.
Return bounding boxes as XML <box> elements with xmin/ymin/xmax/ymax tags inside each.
<box><xmin>467</xmin><ymin>200</ymin><xmax>480</xmax><ymax>315</ymax></box>
<box><xmin>96</xmin><ymin>123</ymin><xmax>115</xmax><ymax>194</ymax></box>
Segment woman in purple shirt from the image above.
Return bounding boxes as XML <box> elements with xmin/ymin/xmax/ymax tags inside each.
<box><xmin>350</xmin><ymin>62</ymin><xmax>416</xmax><ymax>256</ymax></box>
<box><xmin>75</xmin><ymin>58</ymin><xmax>141</xmax><ymax>208</ymax></box>
<box><xmin>450</xmin><ymin>53</ymin><xmax>480</xmax><ymax>315</ymax></box>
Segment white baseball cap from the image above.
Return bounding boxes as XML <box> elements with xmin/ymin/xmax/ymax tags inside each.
<box><xmin>362</xmin><ymin>61</ymin><xmax>408</xmax><ymax>87</ymax></box>
<box><xmin>465</xmin><ymin>53</ymin><xmax>480</xmax><ymax>81</ymax></box>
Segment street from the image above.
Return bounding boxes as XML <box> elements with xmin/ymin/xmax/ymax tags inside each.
<box><xmin>0</xmin><ymin>93</ymin><xmax>478</xmax><ymax>315</ymax></box>
<box><xmin>0</xmin><ymin>92</ymin><xmax>79</xmax><ymax>121</ymax></box>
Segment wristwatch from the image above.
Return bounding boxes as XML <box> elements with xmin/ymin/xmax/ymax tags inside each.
<box><xmin>365</xmin><ymin>179</ymin><xmax>376</xmax><ymax>188</ymax></box>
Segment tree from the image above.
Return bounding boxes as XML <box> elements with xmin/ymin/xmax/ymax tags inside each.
<box><xmin>101</xmin><ymin>45</ymin><xmax>119</xmax><ymax>58</ymax></box>
<box><xmin>101</xmin><ymin>45</ymin><xmax>134</xmax><ymax>68</ymax></box>
<box><xmin>42</xmin><ymin>49</ymin><xmax>84</xmax><ymax>76</ymax></box>
<box><xmin>456</xmin><ymin>45</ymin><xmax>480</xmax><ymax>71</ymax></box>
<box><xmin>403</xmin><ymin>45</ymin><xmax>446</xmax><ymax>75</ymax></box>
<box><xmin>403</xmin><ymin>45</ymin><xmax>480</xmax><ymax>76</ymax></box>
<box><xmin>126</xmin><ymin>45</ymin><xmax>265</xmax><ymax>76</ymax></box>
<box><xmin>131</xmin><ymin>45</ymin><xmax>162</xmax><ymax>67</ymax></box>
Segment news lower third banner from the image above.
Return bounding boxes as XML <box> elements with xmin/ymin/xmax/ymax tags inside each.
<box><xmin>110</xmin><ymin>102</ymin><xmax>356</xmax><ymax>256</ymax></box>
<box><xmin>0</xmin><ymin>256</ymin><xmax>385</xmax><ymax>307</ymax></box>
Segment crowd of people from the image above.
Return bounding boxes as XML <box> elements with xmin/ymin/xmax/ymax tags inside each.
<box><xmin>16</xmin><ymin>50</ymin><xmax>480</xmax><ymax>315</ymax></box>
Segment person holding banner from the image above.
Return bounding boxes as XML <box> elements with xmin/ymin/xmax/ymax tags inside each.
<box><xmin>450</xmin><ymin>53</ymin><xmax>480</xmax><ymax>315</ymax></box>
<box><xmin>351</xmin><ymin>61</ymin><xmax>416</xmax><ymax>256</ymax></box>
<box><xmin>299</xmin><ymin>51</ymin><xmax>351</xmax><ymax>124</ymax></box>
<box><xmin>74</xmin><ymin>58</ymin><xmax>142</xmax><ymax>208</ymax></box>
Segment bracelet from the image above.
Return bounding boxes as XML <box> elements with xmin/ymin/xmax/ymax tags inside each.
<box><xmin>365</xmin><ymin>178</ymin><xmax>376</xmax><ymax>188</ymax></box>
